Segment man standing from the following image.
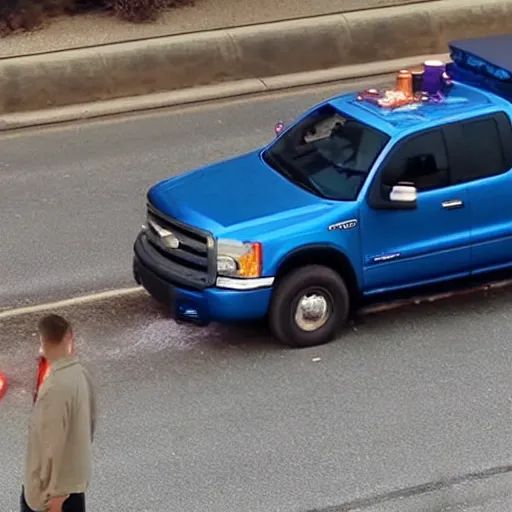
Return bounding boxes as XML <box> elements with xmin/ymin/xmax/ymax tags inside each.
<box><xmin>21</xmin><ymin>314</ymin><xmax>96</xmax><ymax>512</ymax></box>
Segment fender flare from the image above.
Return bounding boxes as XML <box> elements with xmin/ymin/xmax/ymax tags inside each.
<box><xmin>273</xmin><ymin>243</ymin><xmax>361</xmax><ymax>300</ymax></box>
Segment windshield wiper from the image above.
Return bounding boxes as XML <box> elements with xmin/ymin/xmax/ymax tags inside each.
<box><xmin>291</xmin><ymin>176</ymin><xmax>321</xmax><ymax>195</ymax></box>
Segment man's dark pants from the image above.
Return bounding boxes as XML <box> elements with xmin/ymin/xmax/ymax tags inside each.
<box><xmin>20</xmin><ymin>487</ymin><xmax>85</xmax><ymax>512</ymax></box>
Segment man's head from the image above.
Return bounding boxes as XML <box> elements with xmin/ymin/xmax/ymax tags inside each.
<box><xmin>38</xmin><ymin>314</ymin><xmax>74</xmax><ymax>360</ymax></box>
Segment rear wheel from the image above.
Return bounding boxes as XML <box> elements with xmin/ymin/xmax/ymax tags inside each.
<box><xmin>269</xmin><ymin>265</ymin><xmax>350</xmax><ymax>348</ymax></box>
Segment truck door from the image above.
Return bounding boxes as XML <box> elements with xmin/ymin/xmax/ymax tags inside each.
<box><xmin>451</xmin><ymin>112</ymin><xmax>512</xmax><ymax>274</ymax></box>
<box><xmin>359</xmin><ymin>127</ymin><xmax>471</xmax><ymax>294</ymax></box>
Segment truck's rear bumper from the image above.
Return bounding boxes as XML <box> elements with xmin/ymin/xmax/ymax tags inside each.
<box><xmin>133</xmin><ymin>254</ymin><xmax>272</xmax><ymax>326</ymax></box>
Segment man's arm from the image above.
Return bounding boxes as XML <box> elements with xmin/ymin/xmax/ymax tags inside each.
<box><xmin>37</xmin><ymin>383</ymin><xmax>70</xmax><ymax>507</ymax></box>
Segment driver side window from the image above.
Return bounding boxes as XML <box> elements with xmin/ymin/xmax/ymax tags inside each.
<box><xmin>381</xmin><ymin>130</ymin><xmax>451</xmax><ymax>192</ymax></box>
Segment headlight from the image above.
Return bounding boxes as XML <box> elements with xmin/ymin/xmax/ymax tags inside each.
<box><xmin>217</xmin><ymin>239</ymin><xmax>262</xmax><ymax>278</ymax></box>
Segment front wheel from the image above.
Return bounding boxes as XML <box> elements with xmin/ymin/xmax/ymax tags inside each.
<box><xmin>268</xmin><ymin>265</ymin><xmax>350</xmax><ymax>348</ymax></box>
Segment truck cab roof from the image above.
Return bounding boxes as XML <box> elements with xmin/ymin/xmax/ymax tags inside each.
<box><xmin>326</xmin><ymin>34</ymin><xmax>512</xmax><ymax>138</ymax></box>
<box><xmin>327</xmin><ymin>81</ymin><xmax>509</xmax><ymax>138</ymax></box>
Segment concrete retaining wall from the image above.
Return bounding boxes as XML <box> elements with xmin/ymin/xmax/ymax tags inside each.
<box><xmin>1</xmin><ymin>0</ymin><xmax>512</xmax><ymax>114</ymax></box>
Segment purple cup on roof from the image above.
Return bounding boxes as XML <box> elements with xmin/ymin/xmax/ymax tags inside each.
<box><xmin>423</xmin><ymin>60</ymin><xmax>445</xmax><ymax>95</ymax></box>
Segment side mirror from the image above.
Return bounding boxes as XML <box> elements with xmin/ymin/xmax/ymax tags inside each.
<box><xmin>367</xmin><ymin>178</ymin><xmax>418</xmax><ymax>211</ymax></box>
<box><xmin>274</xmin><ymin>121</ymin><xmax>285</xmax><ymax>137</ymax></box>
<box><xmin>389</xmin><ymin>184</ymin><xmax>417</xmax><ymax>203</ymax></box>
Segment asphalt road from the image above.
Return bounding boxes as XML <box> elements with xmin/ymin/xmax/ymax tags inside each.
<box><xmin>0</xmin><ymin>76</ymin><xmax>390</xmax><ymax>309</ymax></box>
<box><xmin>1</xmin><ymin>288</ymin><xmax>512</xmax><ymax>511</ymax></box>
<box><xmin>2</xmin><ymin>76</ymin><xmax>512</xmax><ymax>512</ymax></box>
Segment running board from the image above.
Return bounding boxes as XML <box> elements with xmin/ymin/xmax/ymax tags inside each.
<box><xmin>359</xmin><ymin>277</ymin><xmax>512</xmax><ymax>315</ymax></box>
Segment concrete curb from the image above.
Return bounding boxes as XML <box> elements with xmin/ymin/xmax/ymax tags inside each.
<box><xmin>0</xmin><ymin>0</ymin><xmax>511</xmax><ymax>117</ymax></box>
<box><xmin>0</xmin><ymin>53</ymin><xmax>448</xmax><ymax>131</ymax></box>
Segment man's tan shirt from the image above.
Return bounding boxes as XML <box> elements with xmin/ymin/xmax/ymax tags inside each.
<box><xmin>24</xmin><ymin>356</ymin><xmax>96</xmax><ymax>511</ymax></box>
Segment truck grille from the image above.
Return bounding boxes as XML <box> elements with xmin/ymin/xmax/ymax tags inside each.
<box><xmin>145</xmin><ymin>202</ymin><xmax>215</xmax><ymax>288</ymax></box>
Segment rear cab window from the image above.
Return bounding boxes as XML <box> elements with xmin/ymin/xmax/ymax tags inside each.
<box><xmin>458</xmin><ymin>114</ymin><xmax>510</xmax><ymax>182</ymax></box>
<box><xmin>378</xmin><ymin>110</ymin><xmax>512</xmax><ymax>194</ymax></box>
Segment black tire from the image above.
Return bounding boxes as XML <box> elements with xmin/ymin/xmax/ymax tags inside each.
<box><xmin>268</xmin><ymin>265</ymin><xmax>350</xmax><ymax>348</ymax></box>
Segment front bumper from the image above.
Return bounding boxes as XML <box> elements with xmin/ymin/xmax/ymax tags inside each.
<box><xmin>133</xmin><ymin>250</ymin><xmax>273</xmax><ymax>326</ymax></box>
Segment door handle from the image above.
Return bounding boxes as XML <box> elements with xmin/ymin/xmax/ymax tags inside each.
<box><xmin>442</xmin><ymin>199</ymin><xmax>464</xmax><ymax>210</ymax></box>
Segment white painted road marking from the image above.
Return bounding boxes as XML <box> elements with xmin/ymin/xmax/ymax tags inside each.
<box><xmin>0</xmin><ymin>286</ymin><xmax>144</xmax><ymax>320</ymax></box>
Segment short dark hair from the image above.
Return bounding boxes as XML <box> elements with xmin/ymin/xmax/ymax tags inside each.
<box><xmin>38</xmin><ymin>314</ymin><xmax>72</xmax><ymax>344</ymax></box>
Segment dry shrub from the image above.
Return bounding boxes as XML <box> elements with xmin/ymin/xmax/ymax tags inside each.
<box><xmin>40</xmin><ymin>0</ymin><xmax>78</xmax><ymax>15</ymax></box>
<box><xmin>107</xmin><ymin>0</ymin><xmax>160</xmax><ymax>22</ymax></box>
<box><xmin>107</xmin><ymin>0</ymin><xmax>193</xmax><ymax>22</ymax></box>
<box><xmin>0</xmin><ymin>0</ymin><xmax>43</xmax><ymax>32</ymax></box>
<box><xmin>0</xmin><ymin>0</ymin><xmax>195</xmax><ymax>36</ymax></box>
<box><xmin>0</xmin><ymin>0</ymin><xmax>79</xmax><ymax>34</ymax></box>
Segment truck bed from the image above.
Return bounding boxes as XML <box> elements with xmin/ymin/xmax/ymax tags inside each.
<box><xmin>448</xmin><ymin>33</ymin><xmax>512</xmax><ymax>100</ymax></box>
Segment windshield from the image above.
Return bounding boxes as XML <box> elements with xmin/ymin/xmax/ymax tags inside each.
<box><xmin>263</xmin><ymin>104</ymin><xmax>390</xmax><ymax>200</ymax></box>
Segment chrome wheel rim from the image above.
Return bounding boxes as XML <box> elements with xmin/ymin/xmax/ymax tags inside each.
<box><xmin>294</xmin><ymin>290</ymin><xmax>331</xmax><ymax>332</ymax></box>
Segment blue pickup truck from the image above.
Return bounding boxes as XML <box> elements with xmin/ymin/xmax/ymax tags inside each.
<box><xmin>133</xmin><ymin>34</ymin><xmax>512</xmax><ymax>348</ymax></box>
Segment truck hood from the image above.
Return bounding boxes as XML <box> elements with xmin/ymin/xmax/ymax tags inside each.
<box><xmin>148</xmin><ymin>150</ymin><xmax>329</xmax><ymax>236</ymax></box>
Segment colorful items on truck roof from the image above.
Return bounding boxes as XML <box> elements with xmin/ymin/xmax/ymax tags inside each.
<box><xmin>357</xmin><ymin>34</ymin><xmax>512</xmax><ymax>109</ymax></box>
<box><xmin>356</xmin><ymin>60</ymin><xmax>453</xmax><ymax>109</ymax></box>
